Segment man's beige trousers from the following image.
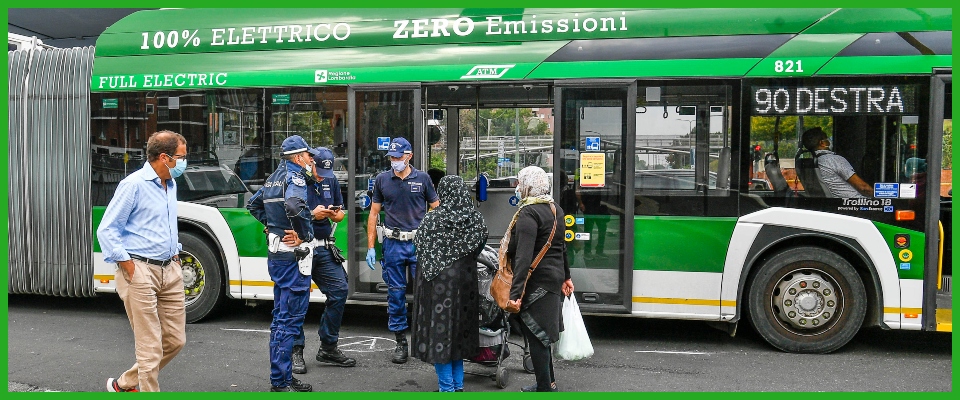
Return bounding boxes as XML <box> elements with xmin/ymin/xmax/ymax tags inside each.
<box><xmin>115</xmin><ymin>259</ymin><xmax>186</xmax><ymax>392</ymax></box>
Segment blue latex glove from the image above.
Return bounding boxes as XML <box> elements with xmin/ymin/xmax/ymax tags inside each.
<box><xmin>365</xmin><ymin>248</ymin><xmax>377</xmax><ymax>270</ymax></box>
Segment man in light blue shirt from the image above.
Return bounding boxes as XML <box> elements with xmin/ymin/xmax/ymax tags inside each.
<box><xmin>97</xmin><ymin>130</ymin><xmax>187</xmax><ymax>392</ymax></box>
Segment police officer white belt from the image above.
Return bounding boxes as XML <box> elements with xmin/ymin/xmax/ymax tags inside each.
<box><xmin>382</xmin><ymin>227</ymin><xmax>416</xmax><ymax>241</ymax></box>
<box><xmin>268</xmin><ymin>234</ymin><xmax>333</xmax><ymax>252</ymax></box>
<box><xmin>267</xmin><ymin>233</ymin><xmax>297</xmax><ymax>253</ymax></box>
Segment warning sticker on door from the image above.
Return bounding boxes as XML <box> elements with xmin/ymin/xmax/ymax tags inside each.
<box><xmin>899</xmin><ymin>184</ymin><xmax>917</xmax><ymax>199</ymax></box>
<box><xmin>580</xmin><ymin>153</ymin><xmax>605</xmax><ymax>188</ymax></box>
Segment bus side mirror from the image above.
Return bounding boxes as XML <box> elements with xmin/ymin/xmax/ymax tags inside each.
<box><xmin>477</xmin><ymin>174</ymin><xmax>489</xmax><ymax>202</ymax></box>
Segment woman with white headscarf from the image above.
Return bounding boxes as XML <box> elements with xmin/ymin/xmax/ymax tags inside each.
<box><xmin>502</xmin><ymin>166</ymin><xmax>574</xmax><ymax>392</ymax></box>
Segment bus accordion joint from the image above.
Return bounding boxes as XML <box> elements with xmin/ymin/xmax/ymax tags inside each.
<box><xmin>895</xmin><ymin>210</ymin><xmax>915</xmax><ymax>221</ymax></box>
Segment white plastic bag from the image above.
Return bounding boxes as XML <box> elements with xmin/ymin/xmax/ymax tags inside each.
<box><xmin>554</xmin><ymin>295</ymin><xmax>594</xmax><ymax>360</ymax></box>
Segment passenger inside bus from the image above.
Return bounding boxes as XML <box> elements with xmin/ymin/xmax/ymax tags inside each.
<box><xmin>799</xmin><ymin>127</ymin><xmax>873</xmax><ymax>198</ymax></box>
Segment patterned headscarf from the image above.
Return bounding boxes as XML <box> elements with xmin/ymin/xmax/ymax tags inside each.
<box><xmin>414</xmin><ymin>175</ymin><xmax>488</xmax><ymax>281</ymax></box>
<box><xmin>516</xmin><ymin>166</ymin><xmax>554</xmax><ymax>206</ymax></box>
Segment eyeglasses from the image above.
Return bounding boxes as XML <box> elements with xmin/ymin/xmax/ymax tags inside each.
<box><xmin>168</xmin><ymin>153</ymin><xmax>187</xmax><ymax>160</ymax></box>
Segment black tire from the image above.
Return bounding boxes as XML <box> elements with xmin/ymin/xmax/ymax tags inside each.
<box><xmin>522</xmin><ymin>355</ymin><xmax>535</xmax><ymax>374</ymax></box>
<box><xmin>495</xmin><ymin>366</ymin><xmax>508</xmax><ymax>389</ymax></box>
<box><xmin>180</xmin><ymin>232</ymin><xmax>225</xmax><ymax>323</ymax></box>
<box><xmin>747</xmin><ymin>246</ymin><xmax>867</xmax><ymax>353</ymax></box>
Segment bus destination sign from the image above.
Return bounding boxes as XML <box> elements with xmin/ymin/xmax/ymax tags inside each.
<box><xmin>752</xmin><ymin>85</ymin><xmax>917</xmax><ymax>115</ymax></box>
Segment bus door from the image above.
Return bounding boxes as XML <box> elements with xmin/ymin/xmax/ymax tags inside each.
<box><xmin>347</xmin><ymin>86</ymin><xmax>422</xmax><ymax>300</ymax></box>
<box><xmin>557</xmin><ymin>82</ymin><xmax>635</xmax><ymax>312</ymax></box>
<box><xmin>631</xmin><ymin>83</ymin><xmax>738</xmax><ymax>317</ymax></box>
<box><xmin>927</xmin><ymin>72</ymin><xmax>951</xmax><ymax>333</ymax></box>
<box><xmin>422</xmin><ymin>83</ymin><xmax>556</xmax><ymax>246</ymax></box>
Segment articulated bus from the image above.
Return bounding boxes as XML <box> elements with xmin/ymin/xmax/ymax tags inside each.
<box><xmin>8</xmin><ymin>8</ymin><xmax>951</xmax><ymax>353</ymax></box>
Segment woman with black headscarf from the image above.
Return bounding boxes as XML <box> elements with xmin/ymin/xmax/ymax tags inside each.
<box><xmin>412</xmin><ymin>175</ymin><xmax>488</xmax><ymax>392</ymax></box>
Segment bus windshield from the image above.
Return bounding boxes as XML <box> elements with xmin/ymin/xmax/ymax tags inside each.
<box><xmin>174</xmin><ymin>164</ymin><xmax>250</xmax><ymax>202</ymax></box>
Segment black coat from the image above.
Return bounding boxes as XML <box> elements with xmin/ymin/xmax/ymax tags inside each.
<box><xmin>507</xmin><ymin>203</ymin><xmax>571</xmax><ymax>345</ymax></box>
<box><xmin>411</xmin><ymin>251</ymin><xmax>481</xmax><ymax>364</ymax></box>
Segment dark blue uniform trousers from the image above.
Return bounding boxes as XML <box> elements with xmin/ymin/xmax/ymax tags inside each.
<box><xmin>294</xmin><ymin>247</ymin><xmax>349</xmax><ymax>348</ymax></box>
<box><xmin>381</xmin><ymin>238</ymin><xmax>417</xmax><ymax>332</ymax></box>
<box><xmin>268</xmin><ymin>257</ymin><xmax>309</xmax><ymax>387</ymax></box>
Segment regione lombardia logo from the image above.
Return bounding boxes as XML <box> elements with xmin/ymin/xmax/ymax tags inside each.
<box><xmin>461</xmin><ymin>65</ymin><xmax>515</xmax><ymax>79</ymax></box>
<box><xmin>315</xmin><ymin>70</ymin><xmax>328</xmax><ymax>83</ymax></box>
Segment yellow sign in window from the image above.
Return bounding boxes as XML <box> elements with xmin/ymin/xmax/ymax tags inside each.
<box><xmin>580</xmin><ymin>153</ymin><xmax>605</xmax><ymax>188</ymax></box>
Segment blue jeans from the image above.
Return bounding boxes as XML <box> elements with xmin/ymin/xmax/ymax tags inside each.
<box><xmin>434</xmin><ymin>360</ymin><xmax>464</xmax><ymax>392</ymax></box>
<box><xmin>294</xmin><ymin>246</ymin><xmax>349</xmax><ymax>348</ymax></box>
<box><xmin>268</xmin><ymin>267</ymin><xmax>309</xmax><ymax>387</ymax></box>
<box><xmin>381</xmin><ymin>238</ymin><xmax>416</xmax><ymax>332</ymax></box>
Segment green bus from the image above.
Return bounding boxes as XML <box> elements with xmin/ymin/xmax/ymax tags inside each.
<box><xmin>8</xmin><ymin>8</ymin><xmax>951</xmax><ymax>353</ymax></box>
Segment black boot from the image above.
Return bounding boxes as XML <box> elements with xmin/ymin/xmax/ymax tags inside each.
<box><xmin>317</xmin><ymin>343</ymin><xmax>357</xmax><ymax>367</ymax></box>
<box><xmin>289</xmin><ymin>378</ymin><xmax>313</xmax><ymax>392</ymax></box>
<box><xmin>291</xmin><ymin>345</ymin><xmax>306</xmax><ymax>374</ymax></box>
<box><xmin>392</xmin><ymin>331</ymin><xmax>409</xmax><ymax>364</ymax></box>
<box><xmin>270</xmin><ymin>378</ymin><xmax>312</xmax><ymax>392</ymax></box>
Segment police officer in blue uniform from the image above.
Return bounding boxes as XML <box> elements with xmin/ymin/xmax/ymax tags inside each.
<box><xmin>365</xmin><ymin>137</ymin><xmax>440</xmax><ymax>364</ymax></box>
<box><xmin>291</xmin><ymin>147</ymin><xmax>356</xmax><ymax>374</ymax></box>
<box><xmin>247</xmin><ymin>135</ymin><xmax>320</xmax><ymax>392</ymax></box>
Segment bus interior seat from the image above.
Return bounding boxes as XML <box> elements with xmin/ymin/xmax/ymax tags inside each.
<box><xmin>763</xmin><ymin>153</ymin><xmax>789</xmax><ymax>196</ymax></box>
<box><xmin>794</xmin><ymin>149</ymin><xmax>832</xmax><ymax>198</ymax></box>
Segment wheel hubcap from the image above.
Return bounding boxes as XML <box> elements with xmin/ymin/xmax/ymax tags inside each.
<box><xmin>180</xmin><ymin>251</ymin><xmax>205</xmax><ymax>306</ymax></box>
<box><xmin>772</xmin><ymin>269</ymin><xmax>840</xmax><ymax>332</ymax></box>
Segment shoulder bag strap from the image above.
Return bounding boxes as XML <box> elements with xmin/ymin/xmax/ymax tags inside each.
<box><xmin>515</xmin><ymin>204</ymin><xmax>559</xmax><ymax>304</ymax></box>
<box><xmin>528</xmin><ymin>203</ymin><xmax>557</xmax><ymax>273</ymax></box>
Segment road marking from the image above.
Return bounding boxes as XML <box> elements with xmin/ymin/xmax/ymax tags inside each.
<box><xmin>634</xmin><ymin>350</ymin><xmax>712</xmax><ymax>355</ymax></box>
<box><xmin>338</xmin><ymin>336</ymin><xmax>396</xmax><ymax>353</ymax></box>
<box><xmin>219</xmin><ymin>330</ymin><xmax>397</xmax><ymax>353</ymax></box>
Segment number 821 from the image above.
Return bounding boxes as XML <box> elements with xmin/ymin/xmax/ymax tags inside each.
<box><xmin>774</xmin><ymin>60</ymin><xmax>804</xmax><ymax>73</ymax></box>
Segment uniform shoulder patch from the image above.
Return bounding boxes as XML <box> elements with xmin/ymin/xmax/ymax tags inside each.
<box><xmin>291</xmin><ymin>177</ymin><xmax>306</xmax><ymax>187</ymax></box>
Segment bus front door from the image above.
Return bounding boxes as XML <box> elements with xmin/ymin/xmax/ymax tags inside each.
<box><xmin>557</xmin><ymin>84</ymin><xmax>633</xmax><ymax>312</ymax></box>
<box><xmin>347</xmin><ymin>87</ymin><xmax>421</xmax><ymax>300</ymax></box>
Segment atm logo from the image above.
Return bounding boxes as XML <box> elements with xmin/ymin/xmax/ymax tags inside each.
<box><xmin>461</xmin><ymin>64</ymin><xmax>515</xmax><ymax>79</ymax></box>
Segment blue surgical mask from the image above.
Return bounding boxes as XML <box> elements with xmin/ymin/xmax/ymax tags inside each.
<box><xmin>169</xmin><ymin>158</ymin><xmax>187</xmax><ymax>178</ymax></box>
<box><xmin>391</xmin><ymin>160</ymin><xmax>407</xmax><ymax>172</ymax></box>
<box><xmin>515</xmin><ymin>187</ymin><xmax>522</xmax><ymax>199</ymax></box>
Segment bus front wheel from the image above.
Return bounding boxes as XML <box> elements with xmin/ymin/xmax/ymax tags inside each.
<box><xmin>180</xmin><ymin>232</ymin><xmax>225</xmax><ymax>323</ymax></box>
<box><xmin>747</xmin><ymin>246</ymin><xmax>866</xmax><ymax>354</ymax></box>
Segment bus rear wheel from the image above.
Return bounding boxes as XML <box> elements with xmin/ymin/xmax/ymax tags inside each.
<box><xmin>180</xmin><ymin>232</ymin><xmax>225</xmax><ymax>323</ymax></box>
<box><xmin>747</xmin><ymin>246</ymin><xmax>866</xmax><ymax>354</ymax></box>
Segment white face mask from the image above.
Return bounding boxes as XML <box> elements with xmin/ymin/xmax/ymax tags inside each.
<box><xmin>391</xmin><ymin>159</ymin><xmax>407</xmax><ymax>172</ymax></box>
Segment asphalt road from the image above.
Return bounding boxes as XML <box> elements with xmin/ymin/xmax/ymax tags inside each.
<box><xmin>7</xmin><ymin>294</ymin><xmax>952</xmax><ymax>392</ymax></box>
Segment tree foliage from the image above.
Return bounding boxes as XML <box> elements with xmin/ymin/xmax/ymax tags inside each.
<box><xmin>943</xmin><ymin>120</ymin><xmax>953</xmax><ymax>170</ymax></box>
<box><xmin>749</xmin><ymin>116</ymin><xmax>833</xmax><ymax>158</ymax></box>
<box><xmin>459</xmin><ymin>108</ymin><xmax>550</xmax><ymax>139</ymax></box>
